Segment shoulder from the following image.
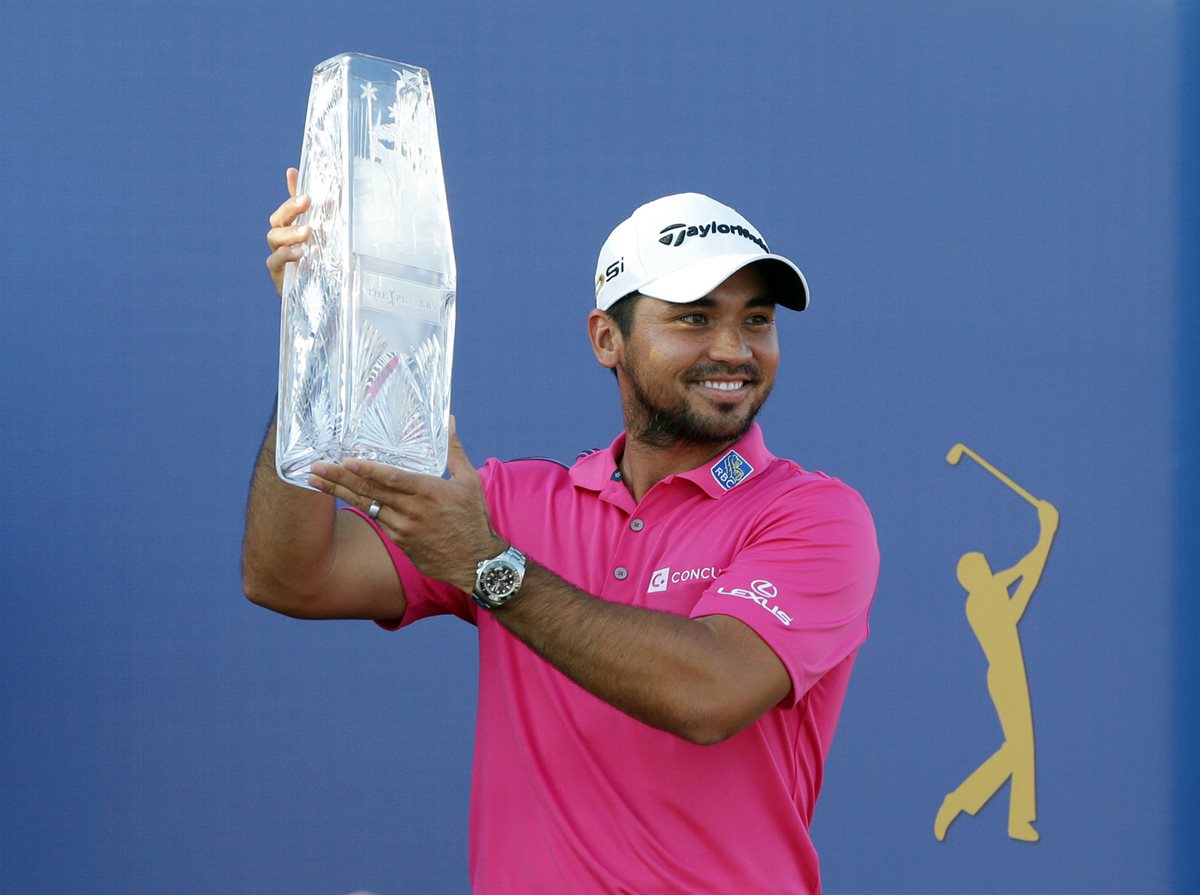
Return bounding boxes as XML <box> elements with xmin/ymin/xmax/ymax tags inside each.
<box><xmin>477</xmin><ymin>455</ymin><xmax>595</xmax><ymax>543</ymax></box>
<box><xmin>753</xmin><ymin>458</ymin><xmax>872</xmax><ymax>510</ymax></box>
<box><xmin>477</xmin><ymin>455</ymin><xmax>575</xmax><ymax>498</ymax></box>
<box><xmin>748</xmin><ymin>461</ymin><xmax>877</xmax><ymax>545</ymax></box>
<box><xmin>480</xmin><ymin>454</ymin><xmax>571</xmax><ymax>478</ymax></box>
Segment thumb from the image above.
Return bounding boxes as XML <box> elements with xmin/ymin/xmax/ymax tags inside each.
<box><xmin>447</xmin><ymin>415</ymin><xmax>476</xmax><ymax>479</ymax></box>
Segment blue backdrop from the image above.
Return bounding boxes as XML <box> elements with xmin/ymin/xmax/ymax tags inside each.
<box><xmin>1</xmin><ymin>2</ymin><xmax>1190</xmax><ymax>893</ymax></box>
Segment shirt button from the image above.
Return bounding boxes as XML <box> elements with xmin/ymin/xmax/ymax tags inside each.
<box><xmin>614</xmin><ymin>567</ymin><xmax>629</xmax><ymax>580</ymax></box>
<box><xmin>630</xmin><ymin>519</ymin><xmax>644</xmax><ymax>532</ymax></box>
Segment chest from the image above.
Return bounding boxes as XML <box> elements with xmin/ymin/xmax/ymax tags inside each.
<box><xmin>495</xmin><ymin>485</ymin><xmax>760</xmax><ymax>614</ymax></box>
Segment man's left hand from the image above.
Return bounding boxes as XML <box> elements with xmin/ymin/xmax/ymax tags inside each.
<box><xmin>308</xmin><ymin>421</ymin><xmax>505</xmax><ymax>593</ymax></box>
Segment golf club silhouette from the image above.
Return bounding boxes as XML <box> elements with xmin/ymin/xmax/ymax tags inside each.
<box><xmin>946</xmin><ymin>443</ymin><xmax>1040</xmax><ymax>506</ymax></box>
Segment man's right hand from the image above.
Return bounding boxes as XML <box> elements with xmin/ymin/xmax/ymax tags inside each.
<box><xmin>265</xmin><ymin>167</ymin><xmax>311</xmax><ymax>297</ymax></box>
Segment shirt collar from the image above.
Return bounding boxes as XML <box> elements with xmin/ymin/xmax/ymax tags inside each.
<box><xmin>569</xmin><ymin>431</ymin><xmax>630</xmax><ymax>496</ymax></box>
<box><xmin>569</xmin><ymin>423</ymin><xmax>775</xmax><ymax>500</ymax></box>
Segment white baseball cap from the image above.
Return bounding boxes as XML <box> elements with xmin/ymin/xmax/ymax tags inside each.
<box><xmin>594</xmin><ymin>193</ymin><xmax>809</xmax><ymax>313</ymax></box>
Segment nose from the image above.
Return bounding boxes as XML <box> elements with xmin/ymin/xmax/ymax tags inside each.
<box><xmin>707</xmin><ymin>323</ymin><xmax>752</xmax><ymax>364</ymax></box>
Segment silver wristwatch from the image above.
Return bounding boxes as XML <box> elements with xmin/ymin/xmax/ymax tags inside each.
<box><xmin>471</xmin><ymin>546</ymin><xmax>527</xmax><ymax>610</ymax></box>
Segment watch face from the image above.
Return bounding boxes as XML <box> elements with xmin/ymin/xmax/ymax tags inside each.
<box><xmin>481</xmin><ymin>563</ymin><xmax>518</xmax><ymax>598</ymax></box>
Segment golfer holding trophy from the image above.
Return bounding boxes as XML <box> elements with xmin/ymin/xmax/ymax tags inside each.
<box><xmin>245</xmin><ymin>52</ymin><xmax>879</xmax><ymax>894</ymax></box>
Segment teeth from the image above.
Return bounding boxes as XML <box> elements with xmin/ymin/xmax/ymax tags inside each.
<box><xmin>699</xmin><ymin>380</ymin><xmax>744</xmax><ymax>391</ymax></box>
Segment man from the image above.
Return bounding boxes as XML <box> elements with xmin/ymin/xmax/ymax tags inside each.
<box><xmin>244</xmin><ymin>175</ymin><xmax>879</xmax><ymax>894</ymax></box>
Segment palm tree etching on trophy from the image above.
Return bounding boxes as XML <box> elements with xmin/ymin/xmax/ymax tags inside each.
<box><xmin>935</xmin><ymin>444</ymin><xmax>1059</xmax><ymax>843</ymax></box>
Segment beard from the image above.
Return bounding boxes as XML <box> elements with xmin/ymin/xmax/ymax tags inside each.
<box><xmin>622</xmin><ymin>356</ymin><xmax>772</xmax><ymax>449</ymax></box>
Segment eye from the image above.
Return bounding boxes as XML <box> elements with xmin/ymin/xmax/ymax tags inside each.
<box><xmin>746</xmin><ymin>313</ymin><xmax>775</xmax><ymax>326</ymax></box>
<box><xmin>679</xmin><ymin>312</ymin><xmax>708</xmax><ymax>325</ymax></box>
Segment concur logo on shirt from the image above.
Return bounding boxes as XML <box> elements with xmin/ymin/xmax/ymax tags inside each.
<box><xmin>711</xmin><ymin>449</ymin><xmax>754</xmax><ymax>491</ymax></box>
<box><xmin>716</xmin><ymin>579</ymin><xmax>793</xmax><ymax>626</ymax></box>
<box><xmin>647</xmin><ymin>565</ymin><xmax>722</xmax><ymax>593</ymax></box>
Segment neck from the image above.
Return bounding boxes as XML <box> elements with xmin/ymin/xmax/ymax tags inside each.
<box><xmin>617</xmin><ymin>431</ymin><xmax>739</xmax><ymax>503</ymax></box>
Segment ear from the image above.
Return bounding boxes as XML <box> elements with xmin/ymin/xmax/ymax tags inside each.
<box><xmin>588</xmin><ymin>309</ymin><xmax>621</xmax><ymax>370</ymax></box>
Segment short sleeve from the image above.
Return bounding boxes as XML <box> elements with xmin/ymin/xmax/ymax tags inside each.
<box><xmin>690</xmin><ymin>477</ymin><xmax>879</xmax><ymax>704</ymax></box>
<box><xmin>343</xmin><ymin>459</ymin><xmax>507</xmax><ymax>630</ymax></box>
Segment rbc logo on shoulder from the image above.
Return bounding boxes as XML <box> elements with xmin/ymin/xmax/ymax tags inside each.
<box><xmin>711</xmin><ymin>449</ymin><xmax>754</xmax><ymax>491</ymax></box>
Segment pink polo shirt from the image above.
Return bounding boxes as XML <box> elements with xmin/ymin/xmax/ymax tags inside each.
<box><xmin>355</xmin><ymin>424</ymin><xmax>878</xmax><ymax>894</ymax></box>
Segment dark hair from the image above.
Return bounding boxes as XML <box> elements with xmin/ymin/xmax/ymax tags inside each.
<box><xmin>605</xmin><ymin>291</ymin><xmax>644</xmax><ymax>338</ymax></box>
<box><xmin>601</xmin><ymin>292</ymin><xmax>643</xmax><ymax>380</ymax></box>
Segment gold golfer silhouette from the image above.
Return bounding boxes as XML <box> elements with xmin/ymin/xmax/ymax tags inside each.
<box><xmin>935</xmin><ymin>444</ymin><xmax>1059</xmax><ymax>843</ymax></box>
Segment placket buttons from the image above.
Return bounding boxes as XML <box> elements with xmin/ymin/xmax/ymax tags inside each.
<box><xmin>614</xmin><ymin>567</ymin><xmax>629</xmax><ymax>580</ymax></box>
<box><xmin>630</xmin><ymin>519</ymin><xmax>644</xmax><ymax>532</ymax></box>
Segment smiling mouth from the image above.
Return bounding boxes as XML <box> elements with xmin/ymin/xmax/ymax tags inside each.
<box><xmin>697</xmin><ymin>380</ymin><xmax>748</xmax><ymax>392</ymax></box>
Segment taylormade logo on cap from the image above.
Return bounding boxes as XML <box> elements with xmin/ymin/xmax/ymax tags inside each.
<box><xmin>593</xmin><ymin>192</ymin><xmax>810</xmax><ymax>313</ymax></box>
<box><xmin>657</xmin><ymin>221</ymin><xmax>769</xmax><ymax>252</ymax></box>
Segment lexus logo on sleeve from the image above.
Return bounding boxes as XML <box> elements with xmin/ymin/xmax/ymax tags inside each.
<box><xmin>715</xmin><ymin>579</ymin><xmax>792</xmax><ymax>626</ymax></box>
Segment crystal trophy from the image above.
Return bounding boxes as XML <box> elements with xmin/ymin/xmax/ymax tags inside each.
<box><xmin>277</xmin><ymin>53</ymin><xmax>456</xmax><ymax>487</ymax></box>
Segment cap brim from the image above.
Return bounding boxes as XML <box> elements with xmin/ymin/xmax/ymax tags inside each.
<box><xmin>638</xmin><ymin>253</ymin><xmax>809</xmax><ymax>311</ymax></box>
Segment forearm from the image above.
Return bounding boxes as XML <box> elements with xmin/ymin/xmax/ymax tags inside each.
<box><xmin>241</xmin><ymin>412</ymin><xmax>338</xmax><ymax>610</ymax></box>
<box><xmin>300</xmin><ymin>446</ymin><xmax>791</xmax><ymax>733</ymax></box>
<box><xmin>492</xmin><ymin>562</ymin><xmax>788</xmax><ymax>745</ymax></box>
<box><xmin>1010</xmin><ymin>531</ymin><xmax>1056</xmax><ymax>616</ymax></box>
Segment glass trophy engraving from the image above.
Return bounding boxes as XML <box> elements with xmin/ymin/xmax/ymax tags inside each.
<box><xmin>277</xmin><ymin>53</ymin><xmax>456</xmax><ymax>487</ymax></box>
